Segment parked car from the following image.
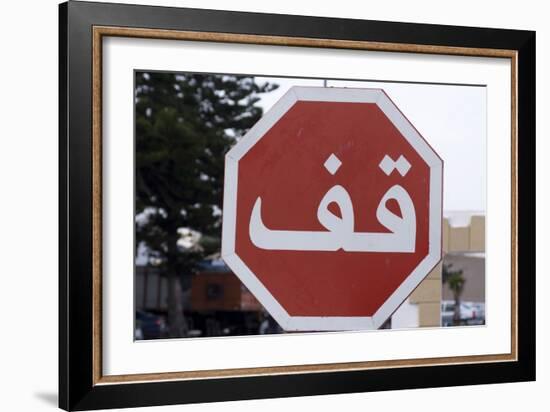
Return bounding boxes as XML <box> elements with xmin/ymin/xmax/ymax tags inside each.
<box><xmin>468</xmin><ymin>302</ymin><xmax>486</xmax><ymax>325</ymax></box>
<box><xmin>135</xmin><ymin>310</ymin><xmax>167</xmax><ymax>339</ymax></box>
<box><xmin>441</xmin><ymin>300</ymin><xmax>485</xmax><ymax>326</ymax></box>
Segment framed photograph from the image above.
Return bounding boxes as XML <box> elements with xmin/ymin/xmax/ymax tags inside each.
<box><xmin>59</xmin><ymin>1</ymin><xmax>535</xmax><ymax>410</ymax></box>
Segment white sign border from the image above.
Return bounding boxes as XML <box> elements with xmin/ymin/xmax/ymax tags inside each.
<box><xmin>222</xmin><ymin>86</ymin><xmax>443</xmax><ymax>331</ymax></box>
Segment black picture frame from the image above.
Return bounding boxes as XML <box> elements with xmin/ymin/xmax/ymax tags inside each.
<box><xmin>59</xmin><ymin>1</ymin><xmax>536</xmax><ymax>410</ymax></box>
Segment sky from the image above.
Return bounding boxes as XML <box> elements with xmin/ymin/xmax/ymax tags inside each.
<box><xmin>252</xmin><ymin>76</ymin><xmax>486</xmax><ymax>215</ymax></box>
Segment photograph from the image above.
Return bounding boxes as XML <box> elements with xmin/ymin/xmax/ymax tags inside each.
<box><xmin>134</xmin><ymin>71</ymin><xmax>486</xmax><ymax>340</ymax></box>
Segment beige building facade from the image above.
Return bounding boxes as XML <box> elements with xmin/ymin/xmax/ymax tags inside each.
<box><xmin>392</xmin><ymin>214</ymin><xmax>485</xmax><ymax>328</ymax></box>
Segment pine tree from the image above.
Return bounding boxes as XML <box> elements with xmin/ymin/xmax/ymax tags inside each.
<box><xmin>135</xmin><ymin>72</ymin><xmax>277</xmax><ymax>337</ymax></box>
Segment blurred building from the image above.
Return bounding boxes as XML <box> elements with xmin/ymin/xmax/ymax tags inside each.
<box><xmin>442</xmin><ymin>252</ymin><xmax>485</xmax><ymax>302</ymax></box>
<box><xmin>392</xmin><ymin>213</ymin><xmax>485</xmax><ymax>328</ymax></box>
<box><xmin>135</xmin><ymin>265</ymin><xmax>168</xmax><ymax>313</ymax></box>
<box><xmin>135</xmin><ymin>259</ymin><xmax>266</xmax><ymax>337</ymax></box>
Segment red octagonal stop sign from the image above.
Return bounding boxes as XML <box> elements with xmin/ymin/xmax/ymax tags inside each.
<box><xmin>222</xmin><ymin>87</ymin><xmax>442</xmax><ymax>331</ymax></box>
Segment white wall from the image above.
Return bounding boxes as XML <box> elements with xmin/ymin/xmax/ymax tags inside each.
<box><xmin>0</xmin><ymin>0</ymin><xmax>546</xmax><ymax>411</ymax></box>
<box><xmin>391</xmin><ymin>299</ymin><xmax>420</xmax><ymax>329</ymax></box>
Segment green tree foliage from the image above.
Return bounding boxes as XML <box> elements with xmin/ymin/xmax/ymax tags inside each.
<box><xmin>135</xmin><ymin>72</ymin><xmax>277</xmax><ymax>337</ymax></box>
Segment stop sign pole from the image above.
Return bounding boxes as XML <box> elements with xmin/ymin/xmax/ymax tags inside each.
<box><xmin>222</xmin><ymin>86</ymin><xmax>443</xmax><ymax>331</ymax></box>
